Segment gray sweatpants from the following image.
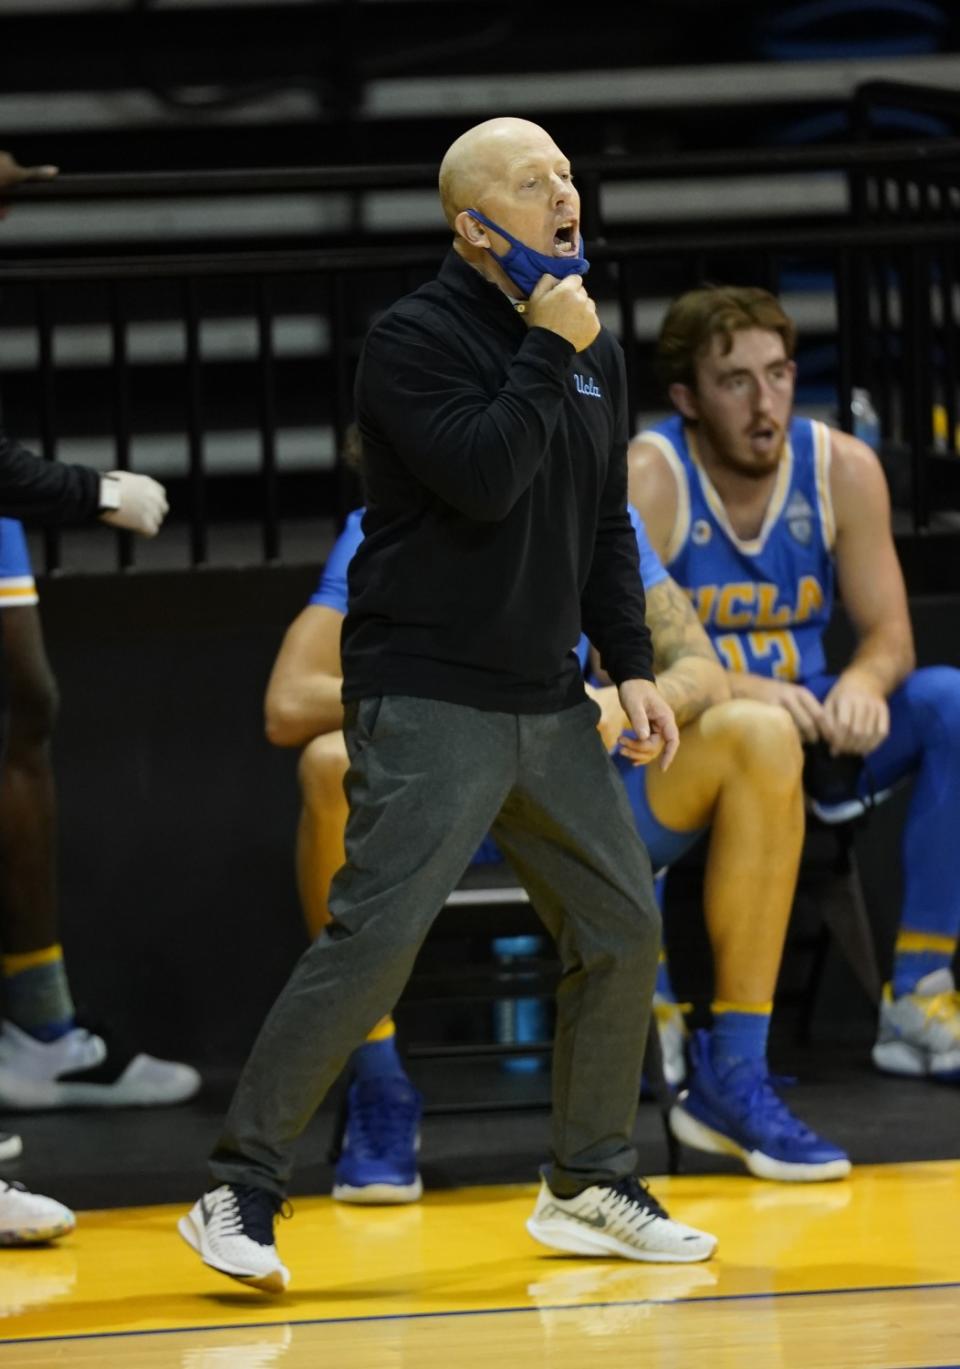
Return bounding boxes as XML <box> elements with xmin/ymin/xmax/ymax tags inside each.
<box><xmin>210</xmin><ymin>694</ymin><xmax>660</xmax><ymax>1198</ymax></box>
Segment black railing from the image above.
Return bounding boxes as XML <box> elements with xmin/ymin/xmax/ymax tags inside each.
<box><xmin>2</xmin><ymin>91</ymin><xmax>958</xmax><ymax>571</ymax></box>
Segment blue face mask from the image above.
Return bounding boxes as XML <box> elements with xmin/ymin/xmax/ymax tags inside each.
<box><xmin>465</xmin><ymin>208</ymin><xmax>590</xmax><ymax>299</ymax></box>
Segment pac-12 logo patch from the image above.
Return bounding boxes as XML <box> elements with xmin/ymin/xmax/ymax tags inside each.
<box><xmin>692</xmin><ymin>519</ymin><xmax>712</xmax><ymax>545</ymax></box>
<box><xmin>785</xmin><ymin>490</ymin><xmax>814</xmax><ymax>546</ymax></box>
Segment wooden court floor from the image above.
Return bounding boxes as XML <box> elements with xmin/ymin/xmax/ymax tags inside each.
<box><xmin>2</xmin><ymin>1160</ymin><xmax>959</xmax><ymax>1367</ymax></box>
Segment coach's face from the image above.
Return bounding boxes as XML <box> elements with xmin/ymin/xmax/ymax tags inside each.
<box><xmin>453</xmin><ymin>121</ymin><xmax>581</xmax><ymax>264</ymax></box>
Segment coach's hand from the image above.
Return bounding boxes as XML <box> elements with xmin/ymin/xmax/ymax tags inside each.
<box><xmin>586</xmin><ymin>682</ymin><xmax>631</xmax><ymax>753</ymax></box>
<box><xmin>524</xmin><ymin>274</ymin><xmax>599</xmax><ymax>353</ymax></box>
<box><xmin>617</xmin><ymin>678</ymin><xmax>679</xmax><ymax>772</ymax></box>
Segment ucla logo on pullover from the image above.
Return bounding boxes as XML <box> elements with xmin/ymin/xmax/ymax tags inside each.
<box><xmin>639</xmin><ymin>414</ymin><xmax>836</xmax><ymax>684</ymax></box>
<box><xmin>574</xmin><ymin>373</ymin><xmax>602</xmax><ymax>398</ymax></box>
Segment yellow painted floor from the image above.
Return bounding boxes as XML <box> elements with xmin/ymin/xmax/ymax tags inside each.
<box><xmin>2</xmin><ymin>1161</ymin><xmax>959</xmax><ymax>1367</ymax></box>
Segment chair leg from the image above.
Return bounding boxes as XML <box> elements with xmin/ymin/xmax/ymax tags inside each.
<box><xmin>817</xmin><ymin>844</ymin><xmax>884</xmax><ymax>1007</ymax></box>
<box><xmin>797</xmin><ymin>923</ymin><xmax>832</xmax><ymax>1045</ymax></box>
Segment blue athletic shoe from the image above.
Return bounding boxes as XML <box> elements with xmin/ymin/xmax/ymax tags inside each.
<box><xmin>669</xmin><ymin>1030</ymin><xmax>851</xmax><ymax>1182</ymax></box>
<box><xmin>332</xmin><ymin>1076</ymin><xmax>423</xmax><ymax>1204</ymax></box>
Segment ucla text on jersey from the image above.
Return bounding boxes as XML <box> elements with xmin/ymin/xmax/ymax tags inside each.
<box><xmin>641</xmin><ymin>414</ymin><xmax>835</xmax><ymax>683</ymax></box>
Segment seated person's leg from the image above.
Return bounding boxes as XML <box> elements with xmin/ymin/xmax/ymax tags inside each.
<box><xmin>620</xmin><ymin>699</ymin><xmax>849</xmax><ymax>1180</ymax></box>
<box><xmin>814</xmin><ymin>666</ymin><xmax>960</xmax><ymax>1079</ymax></box>
<box><xmin>298</xmin><ymin>730</ymin><xmax>421</xmax><ymax>1203</ymax></box>
<box><xmin>0</xmin><ymin>598</ymin><xmax>199</xmax><ymax>1110</ymax></box>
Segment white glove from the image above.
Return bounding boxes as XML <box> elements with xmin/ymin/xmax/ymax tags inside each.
<box><xmin>98</xmin><ymin>471</ymin><xmax>169</xmax><ymax>537</ymax></box>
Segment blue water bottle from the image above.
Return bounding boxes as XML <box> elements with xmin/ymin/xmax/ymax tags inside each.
<box><xmin>851</xmin><ymin>387</ymin><xmax>881</xmax><ymax>452</ymax></box>
<box><xmin>491</xmin><ymin>934</ymin><xmax>547</xmax><ymax>1074</ymax></box>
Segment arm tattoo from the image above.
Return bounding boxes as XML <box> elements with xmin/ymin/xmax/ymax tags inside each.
<box><xmin>647</xmin><ymin>577</ymin><xmax>718</xmax><ymax>676</ymax></box>
<box><xmin>647</xmin><ymin>576</ymin><xmax>724</xmax><ymax>729</ymax></box>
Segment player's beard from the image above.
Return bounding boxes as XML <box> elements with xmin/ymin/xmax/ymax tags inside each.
<box><xmin>700</xmin><ymin>415</ymin><xmax>786</xmax><ymax>480</ymax></box>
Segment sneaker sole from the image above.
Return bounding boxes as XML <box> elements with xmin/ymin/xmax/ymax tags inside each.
<box><xmin>0</xmin><ymin>1069</ymin><xmax>200</xmax><ymax>1111</ymax></box>
<box><xmin>872</xmin><ymin>1041</ymin><xmax>960</xmax><ymax>1081</ymax></box>
<box><xmin>669</xmin><ymin>1103</ymin><xmax>851</xmax><ymax>1182</ymax></box>
<box><xmin>177</xmin><ymin>1213</ymin><xmax>289</xmax><ymax>1293</ymax></box>
<box><xmin>0</xmin><ymin>1215</ymin><xmax>75</xmax><ymax>1246</ymax></box>
<box><xmin>333</xmin><ymin>1176</ymin><xmax>423</xmax><ymax>1204</ymax></box>
<box><xmin>526</xmin><ymin>1215</ymin><xmax>716</xmax><ymax>1264</ymax></box>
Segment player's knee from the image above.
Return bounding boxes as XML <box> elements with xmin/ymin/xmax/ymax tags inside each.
<box><xmin>298</xmin><ymin>732</ymin><xmax>349</xmax><ymax>805</ymax></box>
<box><xmin>711</xmin><ymin>698</ymin><xmax>803</xmax><ymax>784</ymax></box>
<box><xmin>901</xmin><ymin>666</ymin><xmax>960</xmax><ymax>737</ymax></box>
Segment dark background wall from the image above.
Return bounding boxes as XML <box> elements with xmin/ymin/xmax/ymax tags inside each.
<box><xmin>35</xmin><ymin>566</ymin><xmax>960</xmax><ymax>1068</ymax></box>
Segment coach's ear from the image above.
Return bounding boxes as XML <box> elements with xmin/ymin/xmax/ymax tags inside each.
<box><xmin>669</xmin><ymin>382</ymin><xmax>698</xmax><ymax>422</ymax></box>
<box><xmin>453</xmin><ymin>210</ymin><xmax>490</xmax><ymax>249</ymax></box>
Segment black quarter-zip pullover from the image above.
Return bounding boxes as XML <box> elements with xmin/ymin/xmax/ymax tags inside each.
<box><xmin>345</xmin><ymin>249</ymin><xmax>653</xmax><ymax>712</ymax></box>
<box><xmin>0</xmin><ymin>430</ymin><xmax>100</xmax><ymax>524</ymax></box>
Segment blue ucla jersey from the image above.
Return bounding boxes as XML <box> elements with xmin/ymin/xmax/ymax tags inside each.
<box><xmin>0</xmin><ymin>518</ymin><xmax>37</xmax><ymax>607</ymax></box>
<box><xmin>640</xmin><ymin>414</ymin><xmax>835</xmax><ymax>683</ymax></box>
<box><xmin>309</xmin><ymin>505</ymin><xmax>667</xmax><ymax>672</ymax></box>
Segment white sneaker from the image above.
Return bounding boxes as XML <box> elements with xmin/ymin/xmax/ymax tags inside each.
<box><xmin>872</xmin><ymin>970</ymin><xmax>960</xmax><ymax>1079</ymax></box>
<box><xmin>0</xmin><ymin>1020</ymin><xmax>201</xmax><ymax>1109</ymax></box>
<box><xmin>653</xmin><ymin>995</ymin><xmax>687</xmax><ymax>1087</ymax></box>
<box><xmin>0</xmin><ymin>1132</ymin><xmax>22</xmax><ymax>1161</ymax></box>
<box><xmin>178</xmin><ymin>1184</ymin><xmax>290</xmax><ymax>1293</ymax></box>
<box><xmin>526</xmin><ymin>1176</ymin><xmax>717</xmax><ymax>1263</ymax></box>
<box><xmin>0</xmin><ymin>1180</ymin><xmax>75</xmax><ymax>1246</ymax></box>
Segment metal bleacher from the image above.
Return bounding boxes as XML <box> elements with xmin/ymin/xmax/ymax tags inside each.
<box><xmin>1</xmin><ymin>0</ymin><xmax>959</xmax><ymax>576</ymax></box>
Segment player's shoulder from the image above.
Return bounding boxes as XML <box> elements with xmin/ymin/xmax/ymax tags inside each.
<box><xmin>824</xmin><ymin>427</ymin><xmax>890</xmax><ymax>532</ymax></box>
<box><xmin>826</xmin><ymin>425</ymin><xmax>883</xmax><ymax>476</ymax></box>
<box><xmin>628</xmin><ymin>421</ymin><xmax>685</xmax><ymax>491</ymax></box>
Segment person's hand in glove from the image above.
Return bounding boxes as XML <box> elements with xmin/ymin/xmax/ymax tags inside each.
<box><xmin>98</xmin><ymin>471</ymin><xmax>169</xmax><ymax>537</ymax></box>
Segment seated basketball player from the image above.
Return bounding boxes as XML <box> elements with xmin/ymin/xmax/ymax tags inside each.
<box><xmin>266</xmin><ymin>434</ymin><xmax>849</xmax><ymax>1185</ymax></box>
<box><xmin>630</xmin><ymin>285</ymin><xmax>960</xmax><ymax>1164</ymax></box>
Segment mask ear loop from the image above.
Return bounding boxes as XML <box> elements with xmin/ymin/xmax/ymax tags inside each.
<box><xmin>464</xmin><ymin>208</ymin><xmax>522</xmax><ymax>255</ymax></box>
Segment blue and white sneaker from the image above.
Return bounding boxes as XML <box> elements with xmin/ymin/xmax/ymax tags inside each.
<box><xmin>333</xmin><ymin>1076</ymin><xmax>423</xmax><ymax>1204</ymax></box>
<box><xmin>669</xmin><ymin>1030</ymin><xmax>851</xmax><ymax>1182</ymax></box>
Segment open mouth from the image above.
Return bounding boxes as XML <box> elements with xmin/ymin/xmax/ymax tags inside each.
<box><xmin>746</xmin><ymin>425</ymin><xmax>782</xmax><ymax>460</ymax></box>
<box><xmin>553</xmin><ymin>221</ymin><xmax>578</xmax><ymax>256</ymax></box>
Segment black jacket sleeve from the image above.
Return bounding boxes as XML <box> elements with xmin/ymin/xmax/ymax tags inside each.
<box><xmin>0</xmin><ymin>430</ymin><xmax>101</xmax><ymax>526</ymax></box>
<box><xmin>357</xmin><ymin>312</ymin><xmax>575</xmax><ymax>522</ymax></box>
<box><xmin>580</xmin><ymin>340</ymin><xmax>655</xmax><ymax>684</ymax></box>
